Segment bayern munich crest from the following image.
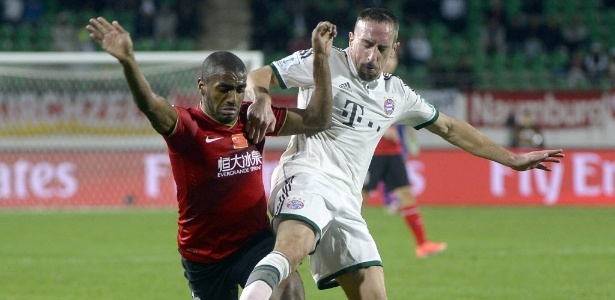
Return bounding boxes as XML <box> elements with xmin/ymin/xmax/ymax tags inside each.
<box><xmin>384</xmin><ymin>99</ymin><xmax>395</xmax><ymax>115</ymax></box>
<box><xmin>286</xmin><ymin>199</ymin><xmax>304</xmax><ymax>209</ymax></box>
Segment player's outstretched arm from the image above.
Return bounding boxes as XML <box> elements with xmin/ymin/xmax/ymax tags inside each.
<box><xmin>426</xmin><ymin>113</ymin><xmax>564</xmax><ymax>171</ymax></box>
<box><xmin>279</xmin><ymin>21</ymin><xmax>336</xmax><ymax>135</ymax></box>
<box><xmin>86</xmin><ymin>17</ymin><xmax>177</xmax><ymax>135</ymax></box>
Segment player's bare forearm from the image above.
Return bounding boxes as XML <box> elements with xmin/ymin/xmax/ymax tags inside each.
<box><xmin>427</xmin><ymin>114</ymin><xmax>564</xmax><ymax>171</ymax></box>
<box><xmin>429</xmin><ymin>115</ymin><xmax>512</xmax><ymax>161</ymax></box>
<box><xmin>120</xmin><ymin>58</ymin><xmax>157</xmax><ymax>111</ymax></box>
<box><xmin>120</xmin><ymin>59</ymin><xmax>177</xmax><ymax>135</ymax></box>
<box><xmin>246</xmin><ymin>66</ymin><xmax>277</xmax><ymax>109</ymax></box>
<box><xmin>87</xmin><ymin>16</ymin><xmax>176</xmax><ymax>135</ymax></box>
<box><xmin>246</xmin><ymin>66</ymin><xmax>279</xmax><ymax>142</ymax></box>
<box><xmin>306</xmin><ymin>51</ymin><xmax>332</xmax><ymax>129</ymax></box>
<box><xmin>248</xmin><ymin>66</ymin><xmax>279</xmax><ymax>91</ymax></box>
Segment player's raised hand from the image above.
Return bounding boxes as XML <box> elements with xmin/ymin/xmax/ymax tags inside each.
<box><xmin>86</xmin><ymin>17</ymin><xmax>133</xmax><ymax>63</ymax></box>
<box><xmin>312</xmin><ymin>21</ymin><xmax>337</xmax><ymax>56</ymax></box>
<box><xmin>510</xmin><ymin>149</ymin><xmax>565</xmax><ymax>171</ymax></box>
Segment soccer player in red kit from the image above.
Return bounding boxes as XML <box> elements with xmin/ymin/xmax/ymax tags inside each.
<box><xmin>87</xmin><ymin>17</ymin><xmax>336</xmax><ymax>300</ymax></box>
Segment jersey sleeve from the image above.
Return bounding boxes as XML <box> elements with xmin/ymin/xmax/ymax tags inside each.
<box><xmin>270</xmin><ymin>49</ymin><xmax>316</xmax><ymax>90</ymax></box>
<box><xmin>267</xmin><ymin>106</ymin><xmax>289</xmax><ymax>136</ymax></box>
<box><xmin>163</xmin><ymin>106</ymin><xmax>193</xmax><ymax>151</ymax></box>
<box><xmin>396</xmin><ymin>83</ymin><xmax>440</xmax><ymax>130</ymax></box>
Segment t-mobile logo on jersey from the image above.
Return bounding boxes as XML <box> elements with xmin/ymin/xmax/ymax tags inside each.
<box><xmin>341</xmin><ymin>99</ymin><xmax>381</xmax><ymax>132</ymax></box>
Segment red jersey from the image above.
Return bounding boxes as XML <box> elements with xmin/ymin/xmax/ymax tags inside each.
<box><xmin>373</xmin><ymin>126</ymin><xmax>403</xmax><ymax>155</ymax></box>
<box><xmin>164</xmin><ymin>102</ymin><xmax>287</xmax><ymax>263</ymax></box>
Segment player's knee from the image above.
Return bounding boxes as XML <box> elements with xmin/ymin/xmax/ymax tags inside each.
<box><xmin>275</xmin><ymin>220</ymin><xmax>316</xmax><ymax>268</ymax></box>
<box><xmin>396</xmin><ymin>186</ymin><xmax>416</xmax><ymax>205</ymax></box>
<box><xmin>341</xmin><ymin>283</ymin><xmax>387</xmax><ymax>300</ymax></box>
<box><xmin>338</xmin><ymin>267</ymin><xmax>387</xmax><ymax>300</ymax></box>
<box><xmin>273</xmin><ymin>243</ymin><xmax>310</xmax><ymax>270</ymax></box>
<box><xmin>364</xmin><ymin>289</ymin><xmax>387</xmax><ymax>300</ymax></box>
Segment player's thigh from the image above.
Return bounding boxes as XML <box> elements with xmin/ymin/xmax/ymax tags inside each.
<box><xmin>269</xmin><ymin>173</ymin><xmax>335</xmax><ymax>263</ymax></box>
<box><xmin>274</xmin><ymin>219</ymin><xmax>317</xmax><ymax>268</ymax></box>
<box><xmin>336</xmin><ymin>265</ymin><xmax>387</xmax><ymax>300</ymax></box>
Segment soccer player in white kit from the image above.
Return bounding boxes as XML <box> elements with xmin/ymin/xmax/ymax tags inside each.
<box><xmin>240</xmin><ymin>8</ymin><xmax>564</xmax><ymax>300</ymax></box>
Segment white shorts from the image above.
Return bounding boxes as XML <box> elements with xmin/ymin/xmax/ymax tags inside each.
<box><xmin>269</xmin><ymin>172</ymin><xmax>383</xmax><ymax>290</ymax></box>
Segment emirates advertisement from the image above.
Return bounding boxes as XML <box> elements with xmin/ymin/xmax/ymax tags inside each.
<box><xmin>0</xmin><ymin>149</ymin><xmax>613</xmax><ymax>208</ymax></box>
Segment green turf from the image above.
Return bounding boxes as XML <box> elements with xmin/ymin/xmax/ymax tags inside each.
<box><xmin>1</xmin><ymin>207</ymin><xmax>614</xmax><ymax>299</ymax></box>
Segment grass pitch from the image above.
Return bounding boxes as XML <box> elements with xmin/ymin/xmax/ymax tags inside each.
<box><xmin>1</xmin><ymin>206</ymin><xmax>614</xmax><ymax>299</ymax></box>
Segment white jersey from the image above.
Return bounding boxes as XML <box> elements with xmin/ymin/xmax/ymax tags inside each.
<box><xmin>270</xmin><ymin>47</ymin><xmax>438</xmax><ymax>196</ymax></box>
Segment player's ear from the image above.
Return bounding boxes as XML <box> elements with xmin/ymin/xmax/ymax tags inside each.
<box><xmin>197</xmin><ymin>78</ymin><xmax>206</xmax><ymax>95</ymax></box>
<box><xmin>393</xmin><ymin>41</ymin><xmax>400</xmax><ymax>54</ymax></box>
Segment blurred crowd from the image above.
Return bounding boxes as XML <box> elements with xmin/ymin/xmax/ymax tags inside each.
<box><xmin>3</xmin><ymin>0</ymin><xmax>615</xmax><ymax>90</ymax></box>
<box><xmin>250</xmin><ymin>0</ymin><xmax>615</xmax><ymax>90</ymax></box>
<box><xmin>0</xmin><ymin>0</ymin><xmax>199</xmax><ymax>51</ymax></box>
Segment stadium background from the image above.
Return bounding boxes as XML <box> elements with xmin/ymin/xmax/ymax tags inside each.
<box><xmin>1</xmin><ymin>1</ymin><xmax>614</xmax><ymax>299</ymax></box>
<box><xmin>4</xmin><ymin>0</ymin><xmax>615</xmax><ymax>91</ymax></box>
<box><xmin>1</xmin><ymin>0</ymin><xmax>613</xmax><ymax>207</ymax></box>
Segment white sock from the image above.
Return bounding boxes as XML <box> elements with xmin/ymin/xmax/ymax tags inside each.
<box><xmin>239</xmin><ymin>251</ymin><xmax>291</xmax><ymax>300</ymax></box>
<box><xmin>240</xmin><ymin>281</ymin><xmax>272</xmax><ymax>300</ymax></box>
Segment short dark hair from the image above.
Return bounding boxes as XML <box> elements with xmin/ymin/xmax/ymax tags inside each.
<box><xmin>355</xmin><ymin>8</ymin><xmax>399</xmax><ymax>42</ymax></box>
<box><xmin>201</xmin><ymin>51</ymin><xmax>247</xmax><ymax>82</ymax></box>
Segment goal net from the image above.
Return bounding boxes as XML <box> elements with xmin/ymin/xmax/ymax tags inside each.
<box><xmin>0</xmin><ymin>51</ymin><xmax>267</xmax><ymax>209</ymax></box>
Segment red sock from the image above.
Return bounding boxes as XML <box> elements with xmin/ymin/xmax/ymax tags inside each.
<box><xmin>402</xmin><ymin>205</ymin><xmax>426</xmax><ymax>246</ymax></box>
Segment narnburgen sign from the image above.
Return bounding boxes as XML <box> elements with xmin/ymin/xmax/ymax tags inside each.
<box><xmin>0</xmin><ymin>150</ymin><xmax>613</xmax><ymax>208</ymax></box>
<box><xmin>468</xmin><ymin>91</ymin><xmax>606</xmax><ymax>128</ymax></box>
